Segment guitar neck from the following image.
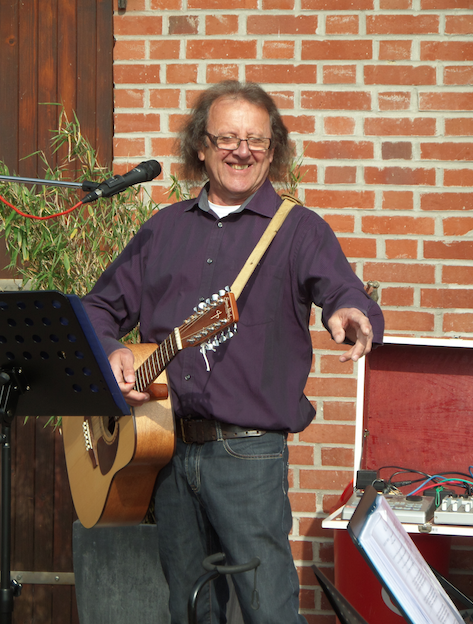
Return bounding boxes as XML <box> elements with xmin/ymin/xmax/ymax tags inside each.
<box><xmin>134</xmin><ymin>328</ymin><xmax>182</xmax><ymax>392</ymax></box>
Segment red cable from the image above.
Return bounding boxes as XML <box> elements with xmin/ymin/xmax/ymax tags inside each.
<box><xmin>0</xmin><ymin>193</ymin><xmax>84</xmax><ymax>220</ymax></box>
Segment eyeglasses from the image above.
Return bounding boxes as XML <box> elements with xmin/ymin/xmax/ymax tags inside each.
<box><xmin>205</xmin><ymin>132</ymin><xmax>272</xmax><ymax>152</ymax></box>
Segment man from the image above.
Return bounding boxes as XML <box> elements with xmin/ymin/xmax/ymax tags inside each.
<box><xmin>83</xmin><ymin>80</ymin><xmax>384</xmax><ymax>623</ymax></box>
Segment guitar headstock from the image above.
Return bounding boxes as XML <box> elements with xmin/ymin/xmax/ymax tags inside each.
<box><xmin>178</xmin><ymin>289</ymin><xmax>239</xmax><ymax>350</ymax></box>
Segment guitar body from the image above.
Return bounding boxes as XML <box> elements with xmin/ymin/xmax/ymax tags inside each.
<box><xmin>62</xmin><ymin>343</ymin><xmax>175</xmax><ymax>528</ymax></box>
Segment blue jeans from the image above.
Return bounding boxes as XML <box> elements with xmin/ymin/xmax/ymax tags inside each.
<box><xmin>154</xmin><ymin>429</ymin><xmax>307</xmax><ymax>624</ymax></box>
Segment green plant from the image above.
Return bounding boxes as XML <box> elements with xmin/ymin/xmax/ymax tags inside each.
<box><xmin>0</xmin><ymin>109</ymin><xmax>157</xmax><ymax>297</ymax></box>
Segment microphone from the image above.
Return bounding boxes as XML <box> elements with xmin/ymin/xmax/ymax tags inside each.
<box><xmin>81</xmin><ymin>160</ymin><xmax>162</xmax><ymax>204</ymax></box>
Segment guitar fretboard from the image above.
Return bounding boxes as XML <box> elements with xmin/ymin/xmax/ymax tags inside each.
<box><xmin>134</xmin><ymin>330</ymin><xmax>181</xmax><ymax>392</ymax></box>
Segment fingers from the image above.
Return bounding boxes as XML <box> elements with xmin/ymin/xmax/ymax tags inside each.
<box><xmin>109</xmin><ymin>348</ymin><xmax>151</xmax><ymax>407</ymax></box>
<box><xmin>327</xmin><ymin>308</ymin><xmax>374</xmax><ymax>363</ymax></box>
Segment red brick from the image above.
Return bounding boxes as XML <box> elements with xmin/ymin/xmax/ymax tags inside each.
<box><xmin>378</xmin><ymin>91</ymin><xmax>411</xmax><ymax>110</ymax></box>
<box><xmin>114</xmin><ymin>64</ymin><xmax>161</xmax><ymax>84</ymax></box>
<box><xmin>445</xmin><ymin>118</ymin><xmax>473</xmax><ymax>136</ymax></box>
<box><xmin>304</xmin><ymin>140</ymin><xmax>373</xmax><ymax>160</ymax></box>
<box><xmin>445</xmin><ymin>15</ymin><xmax>473</xmax><ymax>34</ymax></box>
<box><xmin>299</xmin><ymin>422</ymin><xmax>355</xmax><ymax>444</ymax></box>
<box><xmin>420</xmin><ymin>92</ymin><xmax>473</xmax><ymax>111</ymax></box>
<box><xmin>443</xmin><ymin>265</ymin><xmax>473</xmax><ymax>285</ymax></box>
<box><xmin>114</xmin><ymin>112</ymin><xmax>160</xmax><ymax>133</ymax></box>
<box><xmin>302</xmin><ymin>0</ymin><xmax>373</xmax><ymax>7</ymax></box>
<box><xmin>247</xmin><ymin>14</ymin><xmax>318</xmax><ymax>34</ymax></box>
<box><xmin>298</xmin><ymin>164</ymin><xmax>318</xmax><ymax>183</ymax></box>
<box><xmin>282</xmin><ymin>115</ymin><xmax>316</xmax><ymax>134</ymax></box>
<box><xmin>300</xmin><ymin>469</ymin><xmax>353</xmax><ymax>490</ymax></box>
<box><xmin>189</xmin><ymin>0</ymin><xmax>257</xmax><ymax>7</ymax></box>
<box><xmin>380</xmin><ymin>0</ymin><xmax>412</xmax><ymax>6</ymax></box>
<box><xmin>169</xmin><ymin>15</ymin><xmax>198</xmax><ymax>35</ymax></box>
<box><xmin>444</xmin><ymin>169</ymin><xmax>473</xmax><ymax>187</ymax></box>
<box><xmin>365</xmin><ymin>65</ymin><xmax>436</xmax><ymax>85</ymax></box>
<box><xmin>263</xmin><ymin>41</ymin><xmax>295</xmax><ymax>60</ymax></box>
<box><xmin>365</xmin><ymin>117</ymin><xmax>436</xmax><ymax>136</ymax></box>
<box><xmin>363</xmin><ymin>215</ymin><xmax>434</xmax><ymax>235</ymax></box>
<box><xmin>263</xmin><ymin>0</ymin><xmax>294</xmax><ymax>6</ymax></box>
<box><xmin>421</xmin><ymin>288</ymin><xmax>473</xmax><ymax>309</ymax></box>
<box><xmin>444</xmin><ymin>66</ymin><xmax>473</xmax><ymax>85</ymax></box>
<box><xmin>338</xmin><ymin>237</ymin><xmax>377</xmax><ymax>258</ymax></box>
<box><xmin>325</xmin><ymin>15</ymin><xmax>359</xmax><ymax>35</ymax></box>
<box><xmin>385</xmin><ymin>239</ymin><xmax>418</xmax><ymax>260</ymax></box>
<box><xmin>320</xmin><ymin>354</ymin><xmax>354</xmax><ymax>374</ymax></box>
<box><xmin>289</xmin><ymin>445</ymin><xmax>315</xmax><ymax>465</ymax></box>
<box><xmin>443</xmin><ymin>216</ymin><xmax>473</xmax><ymax>235</ymax></box>
<box><xmin>113</xmin><ymin>15</ymin><xmax>163</xmax><ymax>36</ymax></box>
<box><xmin>381</xmin><ymin>286</ymin><xmax>415</xmax><ymax>306</ymax></box>
<box><xmin>149</xmin><ymin>88</ymin><xmax>181</xmax><ymax>108</ymax></box>
<box><xmin>383</xmin><ymin>190</ymin><xmax>414</xmax><ymax>210</ymax></box>
<box><xmin>324</xmin><ymin>116</ymin><xmax>356</xmax><ymax>134</ymax></box>
<box><xmin>150</xmin><ymin>137</ymin><xmax>177</xmax><ymax>157</ymax></box>
<box><xmin>421</xmin><ymin>142</ymin><xmax>473</xmax><ymax>161</ymax></box>
<box><xmin>290</xmin><ymin>539</ymin><xmax>314</xmax><ymax>562</ymax></box>
<box><xmin>114</xmin><ymin>88</ymin><xmax>145</xmax><ymax>108</ymax></box>
<box><xmin>421</xmin><ymin>41</ymin><xmax>473</xmax><ymax>61</ymax></box>
<box><xmin>379</xmin><ymin>40</ymin><xmax>412</xmax><ymax>60</ymax></box>
<box><xmin>187</xmin><ymin>39</ymin><xmax>256</xmax><ymax>59</ymax></box>
<box><xmin>323</xmin><ymin>214</ymin><xmax>355</xmax><ymax>233</ymax></box>
<box><xmin>421</xmin><ymin>192</ymin><xmax>473</xmax><ymax>211</ymax></box>
<box><xmin>288</xmin><ymin>492</ymin><xmax>317</xmax><ymax>512</ymax></box>
<box><xmin>363</xmin><ymin>261</ymin><xmax>435</xmax><ymax>283</ymax></box>
<box><xmin>268</xmin><ymin>90</ymin><xmax>295</xmax><ymax>109</ymax></box>
<box><xmin>321</xmin><ymin>447</ymin><xmax>355</xmax><ymax>467</ymax></box>
<box><xmin>424</xmin><ymin>240</ymin><xmax>473</xmax><ymax>261</ymax></box>
<box><xmin>443</xmin><ymin>313</ymin><xmax>473</xmax><ymax>334</ymax></box>
<box><xmin>367</xmin><ymin>15</ymin><xmax>439</xmax><ymax>34</ymax></box>
<box><xmin>382</xmin><ymin>141</ymin><xmax>412</xmax><ymax>159</ymax></box>
<box><xmin>114</xmin><ymin>40</ymin><xmax>146</xmax><ymax>61</ymax></box>
<box><xmin>382</xmin><ymin>310</ymin><xmax>435</xmax><ymax>332</ymax></box>
<box><xmin>323</xmin><ymin>65</ymin><xmax>357</xmax><ymax>84</ymax></box>
<box><xmin>113</xmin><ymin>137</ymin><xmax>146</xmax><ymax>158</ymax></box>
<box><xmin>365</xmin><ymin>167</ymin><xmax>435</xmax><ymax>186</ymax></box>
<box><xmin>150</xmin><ymin>0</ymin><xmax>182</xmax><ymax>7</ymax></box>
<box><xmin>322</xmin><ymin>401</ymin><xmax>356</xmax><ymax>421</ymax></box>
<box><xmin>302</xmin><ymin>90</ymin><xmax>371</xmax><ymax>110</ymax></box>
<box><xmin>421</xmin><ymin>0</ymin><xmax>472</xmax><ymax>7</ymax></box>
<box><xmin>304</xmin><ymin>377</ymin><xmax>357</xmax><ymax>399</ymax></box>
<box><xmin>302</xmin><ymin>40</ymin><xmax>372</xmax><ymax>60</ymax></box>
<box><xmin>206</xmin><ymin>64</ymin><xmax>239</xmax><ymax>83</ymax></box>
<box><xmin>305</xmin><ymin>189</ymin><xmax>375</xmax><ymax>209</ymax></box>
<box><xmin>324</xmin><ymin>166</ymin><xmax>357</xmax><ymax>184</ymax></box>
<box><xmin>149</xmin><ymin>40</ymin><xmax>180</xmax><ymax>60</ymax></box>
<box><xmin>166</xmin><ymin>64</ymin><xmax>198</xmax><ymax>84</ymax></box>
<box><xmin>246</xmin><ymin>64</ymin><xmax>318</xmax><ymax>84</ymax></box>
<box><xmin>205</xmin><ymin>15</ymin><xmax>238</xmax><ymax>35</ymax></box>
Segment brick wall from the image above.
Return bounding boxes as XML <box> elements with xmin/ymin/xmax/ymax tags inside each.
<box><xmin>112</xmin><ymin>0</ymin><xmax>473</xmax><ymax>620</ymax></box>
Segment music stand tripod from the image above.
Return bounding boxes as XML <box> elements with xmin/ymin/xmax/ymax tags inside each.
<box><xmin>0</xmin><ymin>290</ymin><xmax>129</xmax><ymax>623</ymax></box>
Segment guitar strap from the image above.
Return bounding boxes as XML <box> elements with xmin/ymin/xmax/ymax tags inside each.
<box><xmin>230</xmin><ymin>194</ymin><xmax>301</xmax><ymax>300</ymax></box>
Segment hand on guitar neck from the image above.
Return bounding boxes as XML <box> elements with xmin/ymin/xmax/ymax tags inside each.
<box><xmin>109</xmin><ymin>347</ymin><xmax>151</xmax><ymax>407</ymax></box>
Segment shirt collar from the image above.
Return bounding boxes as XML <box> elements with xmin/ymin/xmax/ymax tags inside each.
<box><xmin>184</xmin><ymin>178</ymin><xmax>282</xmax><ymax>218</ymax></box>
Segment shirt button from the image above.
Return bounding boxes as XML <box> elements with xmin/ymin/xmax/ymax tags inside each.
<box><xmin>207</xmin><ymin>258</ymin><xmax>213</xmax><ymax>264</ymax></box>
<box><xmin>217</xmin><ymin>222</ymin><xmax>223</xmax><ymax>228</ymax></box>
<box><xmin>184</xmin><ymin>374</ymin><xmax>191</xmax><ymax>381</ymax></box>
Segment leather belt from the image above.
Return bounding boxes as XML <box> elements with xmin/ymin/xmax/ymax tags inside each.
<box><xmin>177</xmin><ymin>418</ymin><xmax>269</xmax><ymax>444</ymax></box>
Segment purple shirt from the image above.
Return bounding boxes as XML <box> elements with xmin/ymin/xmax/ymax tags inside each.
<box><xmin>83</xmin><ymin>179</ymin><xmax>384</xmax><ymax>432</ymax></box>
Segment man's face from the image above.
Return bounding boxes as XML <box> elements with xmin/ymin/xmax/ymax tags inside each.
<box><xmin>198</xmin><ymin>97</ymin><xmax>275</xmax><ymax>206</ymax></box>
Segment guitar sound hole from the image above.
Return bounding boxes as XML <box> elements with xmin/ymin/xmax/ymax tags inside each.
<box><xmin>107</xmin><ymin>417</ymin><xmax>116</xmax><ymax>436</ymax></box>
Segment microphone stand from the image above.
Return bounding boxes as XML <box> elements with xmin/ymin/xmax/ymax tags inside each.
<box><xmin>0</xmin><ymin>174</ymin><xmax>99</xmax><ymax>192</ymax></box>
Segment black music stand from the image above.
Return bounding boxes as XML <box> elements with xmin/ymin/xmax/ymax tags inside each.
<box><xmin>0</xmin><ymin>290</ymin><xmax>129</xmax><ymax>623</ymax></box>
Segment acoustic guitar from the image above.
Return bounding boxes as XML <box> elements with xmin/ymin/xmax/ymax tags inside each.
<box><xmin>62</xmin><ymin>290</ymin><xmax>238</xmax><ymax>528</ymax></box>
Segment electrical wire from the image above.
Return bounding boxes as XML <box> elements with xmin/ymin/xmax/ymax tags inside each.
<box><xmin>0</xmin><ymin>193</ymin><xmax>84</xmax><ymax>220</ymax></box>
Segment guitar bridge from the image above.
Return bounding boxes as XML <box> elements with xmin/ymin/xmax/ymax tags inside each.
<box><xmin>83</xmin><ymin>418</ymin><xmax>98</xmax><ymax>469</ymax></box>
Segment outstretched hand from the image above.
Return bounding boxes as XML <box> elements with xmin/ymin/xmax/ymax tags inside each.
<box><xmin>109</xmin><ymin>347</ymin><xmax>151</xmax><ymax>407</ymax></box>
<box><xmin>327</xmin><ymin>307</ymin><xmax>374</xmax><ymax>363</ymax></box>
